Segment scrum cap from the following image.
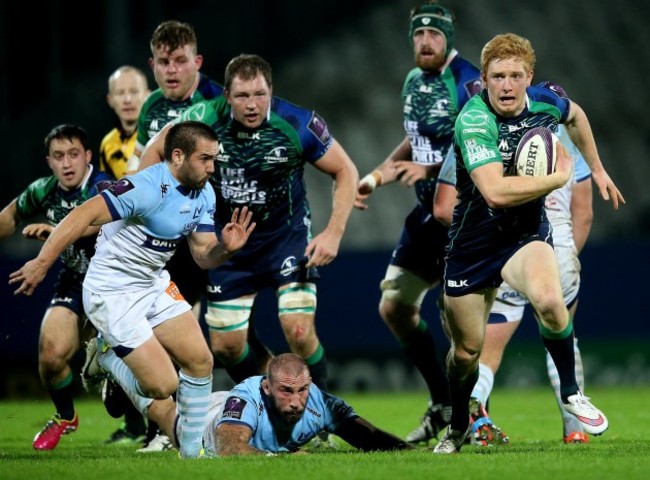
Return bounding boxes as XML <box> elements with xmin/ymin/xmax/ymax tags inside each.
<box><xmin>409</xmin><ymin>4</ymin><xmax>455</xmax><ymax>56</ymax></box>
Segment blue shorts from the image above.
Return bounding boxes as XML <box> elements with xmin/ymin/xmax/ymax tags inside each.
<box><xmin>50</xmin><ymin>268</ymin><xmax>85</xmax><ymax>318</ymax></box>
<box><xmin>389</xmin><ymin>203</ymin><xmax>448</xmax><ymax>284</ymax></box>
<box><xmin>207</xmin><ymin>222</ymin><xmax>319</xmax><ymax>302</ymax></box>
<box><xmin>444</xmin><ymin>219</ymin><xmax>553</xmax><ymax>297</ymax></box>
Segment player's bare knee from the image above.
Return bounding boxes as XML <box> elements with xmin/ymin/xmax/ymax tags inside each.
<box><xmin>190</xmin><ymin>350</ymin><xmax>214</xmax><ymax>377</ymax></box>
<box><xmin>379</xmin><ymin>267</ymin><xmax>428</xmax><ymax>316</ymax></box>
<box><xmin>278</xmin><ymin>284</ymin><xmax>317</xmax><ymax>343</ymax></box>
<box><xmin>144</xmin><ymin>378</ymin><xmax>178</xmax><ymax>399</ymax></box>
<box><xmin>205</xmin><ymin>297</ymin><xmax>253</xmax><ymax>362</ymax></box>
<box><xmin>213</xmin><ymin>342</ymin><xmax>246</xmax><ymax>365</ymax></box>
<box><xmin>38</xmin><ymin>349</ymin><xmax>68</xmax><ymax>374</ymax></box>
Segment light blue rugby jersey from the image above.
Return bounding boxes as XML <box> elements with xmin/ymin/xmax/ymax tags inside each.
<box><xmin>83</xmin><ymin>162</ymin><xmax>216</xmax><ymax>292</ymax></box>
<box><xmin>204</xmin><ymin>375</ymin><xmax>357</xmax><ymax>454</ymax></box>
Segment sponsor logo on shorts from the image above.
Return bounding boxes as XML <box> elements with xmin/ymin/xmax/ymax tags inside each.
<box><xmin>165</xmin><ymin>281</ymin><xmax>185</xmax><ymax>301</ymax></box>
<box><xmin>222</xmin><ymin>396</ymin><xmax>247</xmax><ymax>420</ymax></box>
<box><xmin>447</xmin><ymin>279</ymin><xmax>469</xmax><ymax>288</ymax></box>
<box><xmin>51</xmin><ymin>296</ymin><xmax>74</xmax><ymax>305</ymax></box>
<box><xmin>280</xmin><ymin>256</ymin><xmax>300</xmax><ymax>276</ymax></box>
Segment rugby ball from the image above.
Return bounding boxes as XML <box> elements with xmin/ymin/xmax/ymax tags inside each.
<box><xmin>514</xmin><ymin>127</ymin><xmax>558</xmax><ymax>177</ymax></box>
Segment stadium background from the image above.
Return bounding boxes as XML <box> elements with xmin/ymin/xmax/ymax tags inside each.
<box><xmin>1</xmin><ymin>0</ymin><xmax>648</xmax><ymax>396</ymax></box>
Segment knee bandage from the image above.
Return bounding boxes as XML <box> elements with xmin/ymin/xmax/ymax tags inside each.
<box><xmin>379</xmin><ymin>265</ymin><xmax>429</xmax><ymax>307</ymax></box>
<box><xmin>278</xmin><ymin>283</ymin><xmax>317</xmax><ymax>315</ymax></box>
<box><xmin>205</xmin><ymin>297</ymin><xmax>254</xmax><ymax>331</ymax></box>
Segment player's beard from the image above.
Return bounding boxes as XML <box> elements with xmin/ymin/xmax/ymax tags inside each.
<box><xmin>415</xmin><ymin>49</ymin><xmax>445</xmax><ymax>72</ymax></box>
<box><xmin>269</xmin><ymin>396</ymin><xmax>304</xmax><ymax>425</ymax></box>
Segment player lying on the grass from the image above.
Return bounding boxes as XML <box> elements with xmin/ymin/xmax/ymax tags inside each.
<box><xmin>86</xmin><ymin>349</ymin><xmax>413</xmax><ymax>455</ymax></box>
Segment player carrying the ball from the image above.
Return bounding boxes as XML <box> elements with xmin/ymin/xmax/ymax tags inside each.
<box><xmin>433</xmin><ymin>32</ymin><xmax>624</xmax><ymax>454</ymax></box>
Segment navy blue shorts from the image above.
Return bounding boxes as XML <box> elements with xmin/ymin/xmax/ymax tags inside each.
<box><xmin>389</xmin><ymin>203</ymin><xmax>448</xmax><ymax>284</ymax></box>
<box><xmin>444</xmin><ymin>220</ymin><xmax>553</xmax><ymax>297</ymax></box>
<box><xmin>207</xmin><ymin>222</ymin><xmax>319</xmax><ymax>302</ymax></box>
<box><xmin>50</xmin><ymin>268</ymin><xmax>85</xmax><ymax>317</ymax></box>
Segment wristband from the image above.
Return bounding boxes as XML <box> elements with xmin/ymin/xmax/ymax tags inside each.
<box><xmin>360</xmin><ymin>170</ymin><xmax>384</xmax><ymax>192</ymax></box>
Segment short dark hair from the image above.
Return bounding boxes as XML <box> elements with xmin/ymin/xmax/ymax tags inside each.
<box><xmin>44</xmin><ymin>124</ymin><xmax>90</xmax><ymax>153</ymax></box>
<box><xmin>164</xmin><ymin>121</ymin><xmax>218</xmax><ymax>162</ymax></box>
<box><xmin>150</xmin><ymin>20</ymin><xmax>198</xmax><ymax>55</ymax></box>
<box><xmin>224</xmin><ymin>54</ymin><xmax>272</xmax><ymax>91</ymax></box>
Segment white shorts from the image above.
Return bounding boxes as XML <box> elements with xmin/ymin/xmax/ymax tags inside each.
<box><xmin>83</xmin><ymin>271</ymin><xmax>192</xmax><ymax>351</ymax></box>
<box><xmin>202</xmin><ymin>391</ymin><xmax>228</xmax><ymax>457</ymax></box>
<box><xmin>489</xmin><ymin>245</ymin><xmax>581</xmax><ymax>323</ymax></box>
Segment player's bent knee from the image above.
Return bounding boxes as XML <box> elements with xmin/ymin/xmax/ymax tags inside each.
<box><xmin>144</xmin><ymin>378</ymin><xmax>178</xmax><ymax>399</ymax></box>
<box><xmin>379</xmin><ymin>266</ymin><xmax>429</xmax><ymax>308</ymax></box>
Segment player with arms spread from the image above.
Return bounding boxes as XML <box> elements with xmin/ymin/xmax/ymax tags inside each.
<box><xmin>203</xmin><ymin>353</ymin><xmax>412</xmax><ymax>456</ymax></box>
<box><xmin>10</xmin><ymin>121</ymin><xmax>255</xmax><ymax>458</ymax></box>
<box><xmin>433</xmin><ymin>33</ymin><xmax>623</xmax><ymax>454</ymax></box>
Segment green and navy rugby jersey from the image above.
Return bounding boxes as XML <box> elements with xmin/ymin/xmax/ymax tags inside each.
<box><xmin>448</xmin><ymin>83</ymin><xmax>570</xmax><ymax>253</ymax></box>
<box><xmin>402</xmin><ymin>54</ymin><xmax>480</xmax><ymax>208</ymax></box>
<box><xmin>180</xmin><ymin>95</ymin><xmax>333</xmax><ymax>235</ymax></box>
<box><xmin>15</xmin><ymin>166</ymin><xmax>113</xmax><ymax>276</ymax></box>
<box><xmin>135</xmin><ymin>73</ymin><xmax>223</xmax><ymax>152</ymax></box>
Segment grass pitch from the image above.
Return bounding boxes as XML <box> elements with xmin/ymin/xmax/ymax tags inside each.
<box><xmin>1</xmin><ymin>386</ymin><xmax>648</xmax><ymax>480</ymax></box>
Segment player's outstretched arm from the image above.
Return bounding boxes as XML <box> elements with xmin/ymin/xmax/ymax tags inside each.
<box><xmin>334</xmin><ymin>416</ymin><xmax>414</xmax><ymax>452</ymax></box>
<box><xmin>9</xmin><ymin>196</ymin><xmax>112</xmax><ymax>296</ymax></box>
<box><xmin>215</xmin><ymin>423</ymin><xmax>265</xmax><ymax>456</ymax></box>
<box><xmin>564</xmin><ymin>101</ymin><xmax>625</xmax><ymax>209</ymax></box>
<box><xmin>355</xmin><ymin>137</ymin><xmax>413</xmax><ymax>210</ymax></box>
